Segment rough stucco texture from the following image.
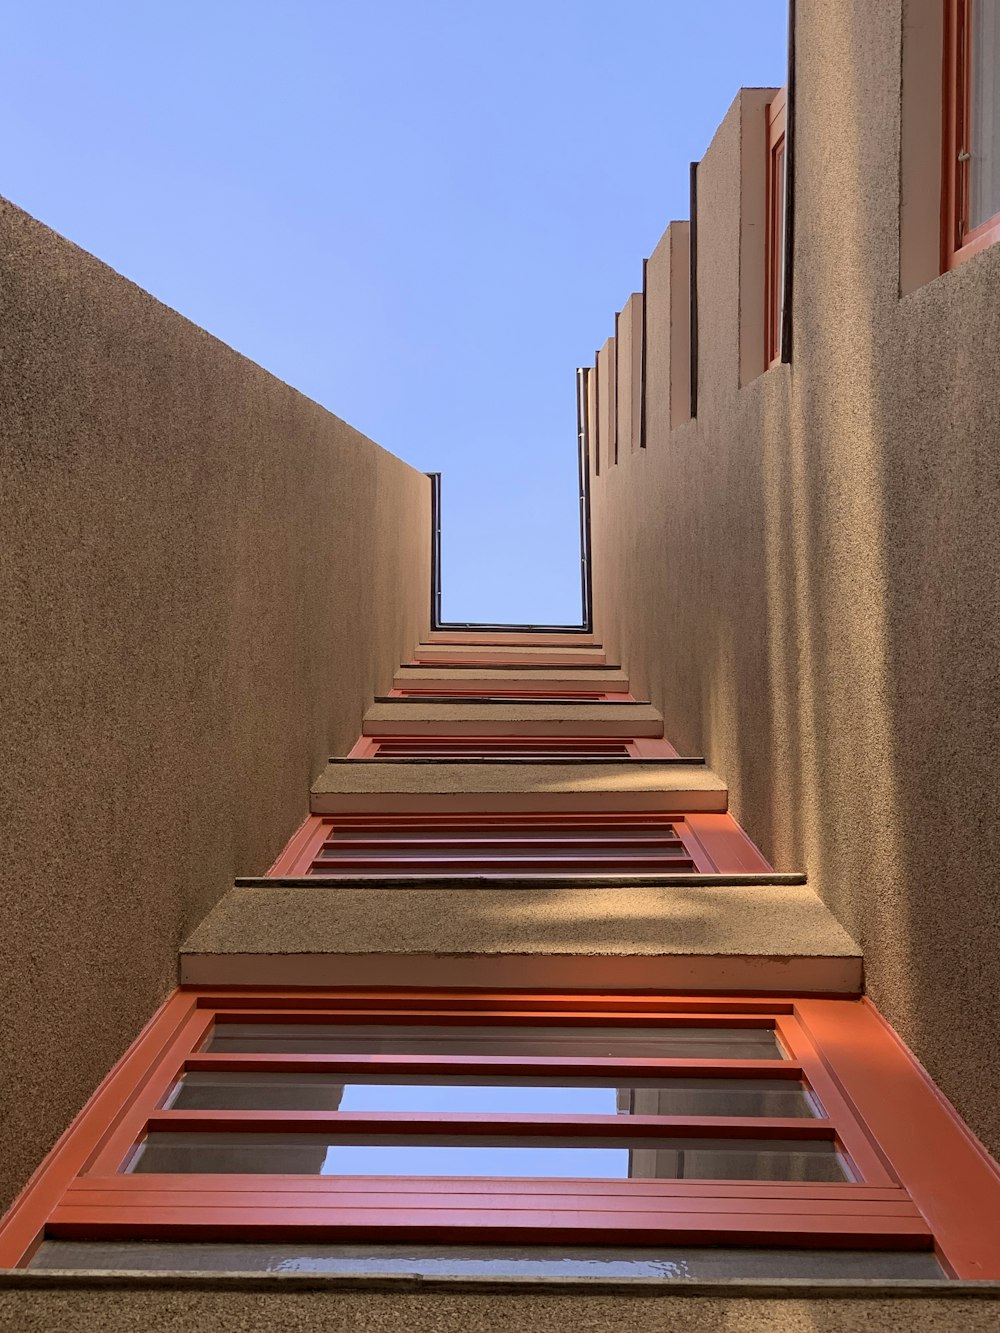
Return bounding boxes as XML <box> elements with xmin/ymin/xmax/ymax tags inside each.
<box><xmin>1</xmin><ymin>1286</ymin><xmax>999</xmax><ymax>1333</ymax></box>
<box><xmin>180</xmin><ymin>883</ymin><xmax>859</xmax><ymax>958</ymax></box>
<box><xmin>590</xmin><ymin>0</ymin><xmax>1000</xmax><ymax>1157</ymax></box>
<box><xmin>0</xmin><ymin>198</ymin><xmax>429</xmax><ymax>1208</ymax></box>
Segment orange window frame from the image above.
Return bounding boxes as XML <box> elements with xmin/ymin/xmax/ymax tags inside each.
<box><xmin>943</xmin><ymin>0</ymin><xmax>1000</xmax><ymax>268</ymax></box>
<box><xmin>346</xmin><ymin>735</ymin><xmax>680</xmax><ymax>760</ymax></box>
<box><xmin>3</xmin><ymin>988</ymin><xmax>1000</xmax><ymax>1276</ymax></box>
<box><xmin>765</xmin><ymin>88</ymin><xmax>787</xmax><ymax>369</ymax></box>
<box><xmin>264</xmin><ymin>810</ymin><xmax>772</xmax><ymax>878</ymax></box>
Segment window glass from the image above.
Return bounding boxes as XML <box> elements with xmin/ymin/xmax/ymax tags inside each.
<box><xmin>129</xmin><ymin>1132</ymin><xmax>847</xmax><ymax>1181</ymax></box>
<box><xmin>169</xmin><ymin>1072</ymin><xmax>816</xmax><ymax>1118</ymax></box>
<box><xmin>205</xmin><ymin>1023</ymin><xmax>782</xmax><ymax>1060</ymax></box>
<box><xmin>970</xmin><ymin>0</ymin><xmax>1000</xmax><ymax>230</ymax></box>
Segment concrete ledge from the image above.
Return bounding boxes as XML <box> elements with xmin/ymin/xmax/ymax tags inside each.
<box><xmin>413</xmin><ymin>648</ymin><xmax>608</xmax><ymax>666</ymax></box>
<box><xmin>6</xmin><ymin>1271</ymin><xmax>997</xmax><ymax>1295</ymax></box>
<box><xmin>393</xmin><ymin>666</ymin><xmax>630</xmax><ymax>692</ymax></box>
<box><xmin>374</xmin><ymin>696</ymin><xmax>651</xmax><ymax>706</ymax></box>
<box><xmin>309</xmin><ymin>762</ymin><xmax>728</xmax><ymax>814</ymax></box>
<box><xmin>361</xmin><ymin>701</ymin><xmax>663</xmax><ymax>738</ymax></box>
<box><xmin>236</xmin><ymin>873</ymin><xmax>810</xmax><ymax>888</ymax></box>
<box><xmin>180</xmin><ymin>883</ymin><xmax>861</xmax><ymax>991</ymax></box>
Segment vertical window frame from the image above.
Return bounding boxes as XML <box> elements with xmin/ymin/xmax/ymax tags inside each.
<box><xmin>765</xmin><ymin>89</ymin><xmax>788</xmax><ymax>369</ymax></box>
<box><xmin>943</xmin><ymin>0</ymin><xmax>1000</xmax><ymax>269</ymax></box>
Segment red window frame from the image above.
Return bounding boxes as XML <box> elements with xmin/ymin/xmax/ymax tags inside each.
<box><xmin>384</xmin><ymin>690</ymin><xmax>635</xmax><ymax>701</ymax></box>
<box><xmin>3</xmin><ymin>988</ymin><xmax>1000</xmax><ymax>1276</ymax></box>
<box><xmin>765</xmin><ymin>88</ymin><xmax>787</xmax><ymax>369</ymax></box>
<box><xmin>346</xmin><ymin>736</ymin><xmax>680</xmax><ymax>760</ymax></box>
<box><xmin>943</xmin><ymin>0</ymin><xmax>1000</xmax><ymax>268</ymax></box>
<box><xmin>265</xmin><ymin>810</ymin><xmax>772</xmax><ymax>878</ymax></box>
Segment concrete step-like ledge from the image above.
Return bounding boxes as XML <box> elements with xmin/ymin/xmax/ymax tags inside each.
<box><xmin>394</xmin><ymin>665</ymin><xmax>630</xmax><ymax>693</ymax></box>
<box><xmin>236</xmin><ymin>872</ymin><xmax>808</xmax><ymax>888</ymax></box>
<box><xmin>362</xmin><ymin>701</ymin><xmax>663</xmax><ymax>738</ymax></box>
<box><xmin>180</xmin><ymin>882</ymin><xmax>861</xmax><ymax>992</ymax></box>
<box><xmin>310</xmin><ymin>760</ymin><xmax>726</xmax><ymax>814</ymax></box>
<box><xmin>374</xmin><ymin>696</ymin><xmax>650</xmax><ymax>706</ymax></box>
<box><xmin>413</xmin><ymin>648</ymin><xmax>608</xmax><ymax>667</ymax></box>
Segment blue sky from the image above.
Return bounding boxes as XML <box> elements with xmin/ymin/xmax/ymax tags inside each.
<box><xmin>1</xmin><ymin>1</ymin><xmax>787</xmax><ymax>624</ymax></box>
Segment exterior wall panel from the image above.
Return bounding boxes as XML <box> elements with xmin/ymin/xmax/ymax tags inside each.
<box><xmin>0</xmin><ymin>199</ymin><xmax>430</xmax><ymax>1210</ymax></box>
<box><xmin>591</xmin><ymin>0</ymin><xmax>1000</xmax><ymax>1159</ymax></box>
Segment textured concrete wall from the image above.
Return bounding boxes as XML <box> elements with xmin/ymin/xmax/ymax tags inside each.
<box><xmin>0</xmin><ymin>199</ymin><xmax>429</xmax><ymax>1208</ymax></box>
<box><xmin>2</xmin><ymin>1280</ymin><xmax>999</xmax><ymax>1332</ymax></box>
<box><xmin>591</xmin><ymin>0</ymin><xmax>1000</xmax><ymax>1159</ymax></box>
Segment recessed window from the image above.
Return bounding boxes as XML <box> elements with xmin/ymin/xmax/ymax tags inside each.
<box><xmin>6</xmin><ymin>989</ymin><xmax>1000</xmax><ymax>1276</ymax></box>
<box><xmin>943</xmin><ymin>0</ymin><xmax>1000</xmax><ymax>267</ymax></box>
<box><xmin>765</xmin><ymin>89</ymin><xmax>787</xmax><ymax>367</ymax></box>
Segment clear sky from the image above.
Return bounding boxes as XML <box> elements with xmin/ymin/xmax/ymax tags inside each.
<box><xmin>1</xmin><ymin>1</ymin><xmax>787</xmax><ymax>624</ymax></box>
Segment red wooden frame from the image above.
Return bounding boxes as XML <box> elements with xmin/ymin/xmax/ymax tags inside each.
<box><xmin>265</xmin><ymin>810</ymin><xmax>771</xmax><ymax>878</ymax></box>
<box><xmin>765</xmin><ymin>88</ymin><xmax>787</xmax><ymax>369</ymax></box>
<box><xmin>385</xmin><ymin>689</ymin><xmax>635</xmax><ymax>701</ymax></box>
<box><xmin>410</xmin><ymin>654</ymin><xmax>608</xmax><ymax>668</ymax></box>
<box><xmin>943</xmin><ymin>0</ymin><xmax>1000</xmax><ymax>269</ymax></box>
<box><xmin>346</xmin><ymin>735</ymin><xmax>680</xmax><ymax>760</ymax></box>
<box><xmin>4</xmin><ymin>989</ymin><xmax>1000</xmax><ymax>1273</ymax></box>
<box><xmin>9</xmin><ymin>991</ymin><xmax>1000</xmax><ymax>1269</ymax></box>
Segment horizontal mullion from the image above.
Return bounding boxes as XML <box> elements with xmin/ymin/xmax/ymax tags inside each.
<box><xmin>309</xmin><ymin>810</ymin><xmax>682</xmax><ymax>821</ymax></box>
<box><xmin>146</xmin><ymin>1111</ymin><xmax>834</xmax><ymax>1139</ymax></box>
<box><xmin>199</xmin><ymin>995</ymin><xmax>792</xmax><ymax>1014</ymax></box>
<box><xmin>319</xmin><ymin>837</ymin><xmax>685</xmax><ymax>850</ymax></box>
<box><xmin>69</xmin><ymin>1173</ymin><xmax>910</xmax><ymax>1200</ymax></box>
<box><xmin>208</xmin><ymin>1011</ymin><xmax>780</xmax><ymax>1029</ymax></box>
<box><xmin>183</xmin><ymin>1054</ymin><xmax>802</xmax><ymax>1077</ymax></box>
<box><xmin>309</xmin><ymin>856</ymin><xmax>697</xmax><ymax>870</ymax></box>
<box><xmin>321</xmin><ymin>832</ymin><xmax>683</xmax><ymax>846</ymax></box>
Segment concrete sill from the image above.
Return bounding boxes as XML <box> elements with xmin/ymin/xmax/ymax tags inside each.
<box><xmin>235</xmin><ymin>873</ymin><xmax>809</xmax><ymax>889</ymax></box>
<box><xmin>2</xmin><ymin>1271</ymin><xmax>998</xmax><ymax>1298</ymax></box>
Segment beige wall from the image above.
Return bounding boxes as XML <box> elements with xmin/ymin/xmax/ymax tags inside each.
<box><xmin>591</xmin><ymin>0</ymin><xmax>1000</xmax><ymax>1158</ymax></box>
<box><xmin>0</xmin><ymin>199</ymin><xmax>429</xmax><ymax>1208</ymax></box>
<box><xmin>2</xmin><ymin>1282</ymin><xmax>999</xmax><ymax>1332</ymax></box>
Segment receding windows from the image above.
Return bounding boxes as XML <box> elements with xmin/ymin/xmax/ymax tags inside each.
<box><xmin>765</xmin><ymin>89</ymin><xmax>787</xmax><ymax>368</ymax></box>
<box><xmin>943</xmin><ymin>0</ymin><xmax>1000</xmax><ymax>267</ymax></box>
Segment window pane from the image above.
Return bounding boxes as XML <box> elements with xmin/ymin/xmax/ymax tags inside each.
<box><xmin>28</xmin><ymin>1239</ymin><xmax>947</xmax><ymax>1279</ymax></box>
<box><xmin>206</xmin><ymin>1022</ymin><xmax>782</xmax><ymax>1060</ymax></box>
<box><xmin>129</xmin><ymin>1132</ymin><xmax>847</xmax><ymax>1181</ymax></box>
<box><xmin>970</xmin><ymin>0</ymin><xmax>1000</xmax><ymax>229</ymax></box>
<box><xmin>170</xmin><ymin>1072</ymin><xmax>816</xmax><ymax>1118</ymax></box>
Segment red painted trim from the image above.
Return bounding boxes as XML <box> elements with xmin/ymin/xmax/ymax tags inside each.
<box><xmin>682</xmin><ymin>813</ymin><xmax>773</xmax><ymax>873</ymax></box>
<box><xmin>268</xmin><ymin>812</ymin><xmax>770</xmax><ymax>878</ymax></box>
<box><xmin>12</xmin><ymin>989</ymin><xmax>995</xmax><ymax>1264</ymax></box>
<box><xmin>347</xmin><ymin>736</ymin><xmax>679</xmax><ymax>760</ymax></box>
<box><xmin>794</xmin><ymin>997</ymin><xmax>1000</xmax><ymax>1278</ymax></box>
<box><xmin>0</xmin><ymin>991</ymin><xmax>203</xmax><ymax>1266</ymax></box>
<box><xmin>386</xmin><ymin>693</ymin><xmax>629</xmax><ymax>703</ymax></box>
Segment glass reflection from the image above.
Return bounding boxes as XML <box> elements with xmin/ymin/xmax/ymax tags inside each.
<box><xmin>205</xmin><ymin>1022</ymin><xmax>782</xmax><ymax>1060</ymax></box>
<box><xmin>970</xmin><ymin>0</ymin><xmax>1000</xmax><ymax>230</ymax></box>
<box><xmin>130</xmin><ymin>1132</ymin><xmax>846</xmax><ymax>1181</ymax></box>
<box><xmin>169</xmin><ymin>1072</ymin><xmax>816</xmax><ymax>1118</ymax></box>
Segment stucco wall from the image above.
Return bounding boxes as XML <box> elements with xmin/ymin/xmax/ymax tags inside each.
<box><xmin>590</xmin><ymin>0</ymin><xmax>1000</xmax><ymax>1157</ymax></box>
<box><xmin>0</xmin><ymin>198</ymin><xmax>429</xmax><ymax>1209</ymax></box>
<box><xmin>1</xmin><ymin>1279</ymin><xmax>999</xmax><ymax>1333</ymax></box>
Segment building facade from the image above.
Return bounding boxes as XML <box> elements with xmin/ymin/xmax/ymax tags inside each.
<box><xmin>2</xmin><ymin>1</ymin><xmax>1000</xmax><ymax>1328</ymax></box>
